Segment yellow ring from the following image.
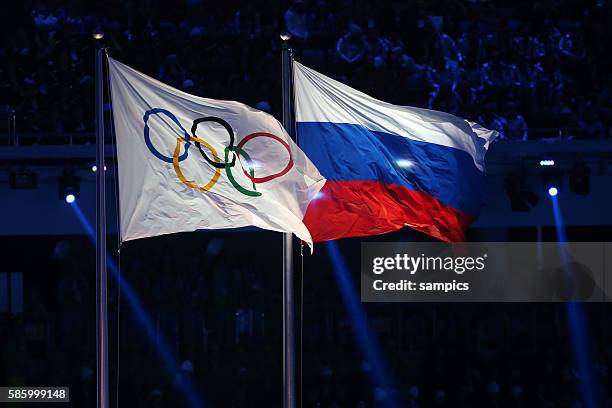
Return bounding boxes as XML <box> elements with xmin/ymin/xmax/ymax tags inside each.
<box><xmin>172</xmin><ymin>137</ymin><xmax>221</xmax><ymax>191</ymax></box>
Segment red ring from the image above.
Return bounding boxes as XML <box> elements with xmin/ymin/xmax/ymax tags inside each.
<box><xmin>236</xmin><ymin>132</ymin><xmax>294</xmax><ymax>183</ymax></box>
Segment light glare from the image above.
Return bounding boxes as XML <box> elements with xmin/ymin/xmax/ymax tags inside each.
<box><xmin>396</xmin><ymin>159</ymin><xmax>415</xmax><ymax>169</ymax></box>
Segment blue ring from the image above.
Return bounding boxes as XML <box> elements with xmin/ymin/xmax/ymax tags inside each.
<box><xmin>143</xmin><ymin>108</ymin><xmax>190</xmax><ymax>163</ymax></box>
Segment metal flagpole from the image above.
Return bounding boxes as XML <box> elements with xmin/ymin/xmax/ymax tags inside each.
<box><xmin>94</xmin><ymin>32</ymin><xmax>110</xmax><ymax>408</ymax></box>
<box><xmin>281</xmin><ymin>32</ymin><xmax>297</xmax><ymax>408</ymax></box>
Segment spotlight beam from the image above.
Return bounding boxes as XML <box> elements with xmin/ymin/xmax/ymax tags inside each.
<box><xmin>326</xmin><ymin>241</ymin><xmax>400</xmax><ymax>408</ymax></box>
<box><xmin>551</xmin><ymin>195</ymin><xmax>600</xmax><ymax>408</ymax></box>
<box><xmin>70</xmin><ymin>203</ymin><xmax>207</xmax><ymax>407</ymax></box>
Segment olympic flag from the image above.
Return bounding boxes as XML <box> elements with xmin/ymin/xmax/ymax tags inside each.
<box><xmin>294</xmin><ymin>61</ymin><xmax>498</xmax><ymax>242</ymax></box>
<box><xmin>108</xmin><ymin>58</ymin><xmax>325</xmax><ymax>247</ymax></box>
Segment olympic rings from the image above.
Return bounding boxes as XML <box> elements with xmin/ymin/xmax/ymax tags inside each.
<box><xmin>237</xmin><ymin>132</ymin><xmax>294</xmax><ymax>183</ymax></box>
<box><xmin>142</xmin><ymin>108</ymin><xmax>293</xmax><ymax>198</ymax></box>
<box><xmin>192</xmin><ymin>117</ymin><xmax>236</xmax><ymax>169</ymax></box>
<box><xmin>144</xmin><ymin>108</ymin><xmax>190</xmax><ymax>163</ymax></box>
<box><xmin>224</xmin><ymin>145</ymin><xmax>262</xmax><ymax>197</ymax></box>
<box><xmin>172</xmin><ymin>136</ymin><xmax>221</xmax><ymax>192</ymax></box>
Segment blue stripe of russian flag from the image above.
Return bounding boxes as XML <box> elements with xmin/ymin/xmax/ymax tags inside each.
<box><xmin>298</xmin><ymin>122</ymin><xmax>485</xmax><ymax>217</ymax></box>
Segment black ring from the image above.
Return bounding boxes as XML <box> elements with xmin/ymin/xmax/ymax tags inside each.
<box><xmin>191</xmin><ymin>117</ymin><xmax>236</xmax><ymax>168</ymax></box>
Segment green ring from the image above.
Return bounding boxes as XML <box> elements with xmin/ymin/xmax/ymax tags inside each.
<box><xmin>225</xmin><ymin>146</ymin><xmax>262</xmax><ymax>197</ymax></box>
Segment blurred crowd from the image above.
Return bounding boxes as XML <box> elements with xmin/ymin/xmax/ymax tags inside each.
<box><xmin>0</xmin><ymin>0</ymin><xmax>611</xmax><ymax>142</ymax></box>
<box><xmin>2</xmin><ymin>234</ymin><xmax>612</xmax><ymax>407</ymax></box>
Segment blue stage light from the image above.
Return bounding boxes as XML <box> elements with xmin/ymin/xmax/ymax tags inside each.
<box><xmin>58</xmin><ymin>168</ymin><xmax>80</xmax><ymax>203</ymax></box>
<box><xmin>69</xmin><ymin>203</ymin><xmax>207</xmax><ymax>407</ymax></box>
<box><xmin>326</xmin><ymin>241</ymin><xmax>400</xmax><ymax>408</ymax></box>
<box><xmin>551</xmin><ymin>194</ymin><xmax>600</xmax><ymax>408</ymax></box>
<box><xmin>548</xmin><ymin>186</ymin><xmax>558</xmax><ymax>197</ymax></box>
<box><xmin>540</xmin><ymin>159</ymin><xmax>555</xmax><ymax>166</ymax></box>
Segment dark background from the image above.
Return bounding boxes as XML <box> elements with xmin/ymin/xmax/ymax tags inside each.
<box><xmin>1</xmin><ymin>0</ymin><xmax>612</xmax><ymax>407</ymax></box>
<box><xmin>1</xmin><ymin>0</ymin><xmax>611</xmax><ymax>142</ymax></box>
<box><xmin>2</xmin><ymin>227</ymin><xmax>612</xmax><ymax>407</ymax></box>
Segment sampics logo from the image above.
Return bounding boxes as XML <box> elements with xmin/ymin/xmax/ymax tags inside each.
<box><xmin>372</xmin><ymin>253</ymin><xmax>488</xmax><ymax>275</ymax></box>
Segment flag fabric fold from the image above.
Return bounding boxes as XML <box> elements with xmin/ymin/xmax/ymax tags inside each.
<box><xmin>293</xmin><ymin>61</ymin><xmax>498</xmax><ymax>242</ymax></box>
<box><xmin>108</xmin><ymin>57</ymin><xmax>325</xmax><ymax>247</ymax></box>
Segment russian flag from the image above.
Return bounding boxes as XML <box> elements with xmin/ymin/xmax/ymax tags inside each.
<box><xmin>294</xmin><ymin>62</ymin><xmax>498</xmax><ymax>242</ymax></box>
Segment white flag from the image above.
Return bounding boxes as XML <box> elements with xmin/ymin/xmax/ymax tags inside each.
<box><xmin>108</xmin><ymin>57</ymin><xmax>325</xmax><ymax>247</ymax></box>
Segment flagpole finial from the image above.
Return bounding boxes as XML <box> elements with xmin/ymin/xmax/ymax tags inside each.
<box><xmin>280</xmin><ymin>31</ymin><xmax>292</xmax><ymax>42</ymax></box>
<box><xmin>92</xmin><ymin>28</ymin><xmax>105</xmax><ymax>40</ymax></box>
